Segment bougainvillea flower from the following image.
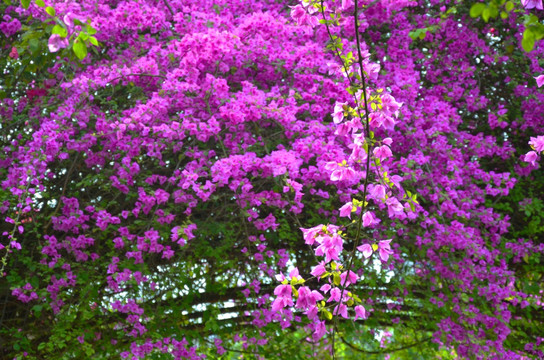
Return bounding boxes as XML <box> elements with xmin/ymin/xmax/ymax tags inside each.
<box><xmin>48</xmin><ymin>34</ymin><xmax>69</xmax><ymax>52</ymax></box>
<box><xmin>306</xmin><ymin>305</ymin><xmax>319</xmax><ymax>320</ymax></box>
<box><xmin>310</xmin><ymin>261</ymin><xmax>326</xmax><ymax>278</ymax></box>
<box><xmin>362</xmin><ymin>211</ymin><xmax>379</xmax><ymax>227</ymax></box>
<box><xmin>315</xmin><ymin>235</ymin><xmax>341</xmax><ymax>262</ymax></box>
<box><xmin>63</xmin><ymin>12</ymin><xmax>77</xmax><ymax>28</ymax></box>
<box><xmin>378</xmin><ymin>239</ymin><xmax>393</xmax><ymax>262</ymax></box>
<box><xmin>300</xmin><ymin>225</ymin><xmax>323</xmax><ymax>245</ymax></box>
<box><xmin>363</xmin><ymin>62</ymin><xmax>380</xmax><ymax>81</ymax></box>
<box><xmin>327</xmin><ymin>287</ymin><xmax>341</xmax><ymax>302</ymax></box>
<box><xmin>9</xmin><ymin>46</ymin><xmax>18</xmax><ymax>59</ymax></box>
<box><xmin>324</xmin><ymin>161</ymin><xmax>357</xmax><ymax>182</ymax></box>
<box><xmin>524</xmin><ymin>151</ymin><xmax>538</xmax><ymax>166</ymax></box>
<box><xmin>333</xmin><ymin>101</ymin><xmax>347</xmax><ymax>124</ymax></box>
<box><xmin>339</xmin><ymin>201</ymin><xmax>353</xmax><ymax>218</ymax></box>
<box><xmin>380</xmin><ymin>93</ymin><xmax>403</xmax><ymax>118</ymax></box>
<box><xmin>354</xmin><ymin>305</ymin><xmax>367</xmax><ymax>320</ymax></box>
<box><xmin>289</xmin><ymin>267</ymin><xmax>303</xmax><ymax>281</ymax></box>
<box><xmin>370</xmin><ymin>184</ymin><xmax>386</xmax><ymax>200</ymax></box>
<box><xmin>373</xmin><ymin>145</ymin><xmax>392</xmax><ymax>160</ymax></box>
<box><xmin>295</xmin><ymin>286</ymin><xmax>312</xmax><ymax>308</ymax></box>
<box><xmin>521</xmin><ymin>0</ymin><xmax>543</xmax><ymax>9</ymax></box>
<box><xmin>535</xmin><ymin>75</ymin><xmax>544</xmax><ymax>88</ymax></box>
<box><xmin>529</xmin><ymin>135</ymin><xmax>544</xmax><ymax>152</ymax></box>
<box><xmin>312</xmin><ymin>321</ymin><xmax>327</xmax><ymax>341</ymax></box>
<box><xmin>320</xmin><ymin>284</ymin><xmax>331</xmax><ymax>294</ymax></box>
<box><xmin>275</xmin><ymin>273</ymin><xmax>286</xmax><ymax>282</ymax></box>
<box><xmin>271</xmin><ymin>293</ymin><xmax>293</xmax><ymax>312</ymax></box>
<box><xmin>333</xmin><ymin>303</ymin><xmax>349</xmax><ymax>318</ymax></box>
<box><xmin>357</xmin><ymin>243</ymin><xmax>373</xmax><ymax>258</ymax></box>
<box><xmin>340</xmin><ymin>270</ymin><xmax>358</xmax><ymax>286</ymax></box>
<box><xmin>290</xmin><ymin>5</ymin><xmax>306</xmax><ymax>23</ymax></box>
<box><xmin>342</xmin><ymin>0</ymin><xmax>353</xmax><ymax>10</ymax></box>
<box><xmin>386</xmin><ymin>197</ymin><xmax>404</xmax><ymax>218</ymax></box>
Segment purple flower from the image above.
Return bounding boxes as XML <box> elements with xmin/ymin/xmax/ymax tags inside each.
<box><xmin>339</xmin><ymin>201</ymin><xmax>353</xmax><ymax>218</ymax></box>
<box><xmin>354</xmin><ymin>305</ymin><xmax>367</xmax><ymax>320</ymax></box>
<box><xmin>325</xmin><ymin>161</ymin><xmax>357</xmax><ymax>182</ymax></box>
<box><xmin>522</xmin><ymin>0</ymin><xmax>543</xmax><ymax>9</ymax></box>
<box><xmin>524</xmin><ymin>151</ymin><xmax>538</xmax><ymax>166</ymax></box>
<box><xmin>312</xmin><ymin>320</ymin><xmax>327</xmax><ymax>340</ymax></box>
<box><xmin>340</xmin><ymin>270</ymin><xmax>358</xmax><ymax>286</ymax></box>
<box><xmin>370</xmin><ymin>184</ymin><xmax>386</xmax><ymax>200</ymax></box>
<box><xmin>48</xmin><ymin>34</ymin><xmax>69</xmax><ymax>53</ymax></box>
<box><xmin>362</xmin><ymin>211</ymin><xmax>379</xmax><ymax>227</ymax></box>
<box><xmin>311</xmin><ymin>261</ymin><xmax>326</xmax><ymax>278</ymax></box>
<box><xmin>342</xmin><ymin>0</ymin><xmax>353</xmax><ymax>10</ymax></box>
<box><xmin>290</xmin><ymin>5</ymin><xmax>306</xmax><ymax>23</ymax></box>
<box><xmin>535</xmin><ymin>75</ymin><xmax>544</xmax><ymax>88</ymax></box>
<box><xmin>378</xmin><ymin>239</ymin><xmax>393</xmax><ymax>262</ymax></box>
<box><xmin>63</xmin><ymin>12</ymin><xmax>77</xmax><ymax>28</ymax></box>
<box><xmin>296</xmin><ymin>286</ymin><xmax>315</xmax><ymax>309</ymax></box>
<box><xmin>357</xmin><ymin>243</ymin><xmax>373</xmax><ymax>258</ymax></box>
<box><xmin>373</xmin><ymin>145</ymin><xmax>393</xmax><ymax>160</ymax></box>
<box><xmin>529</xmin><ymin>135</ymin><xmax>544</xmax><ymax>152</ymax></box>
<box><xmin>333</xmin><ymin>101</ymin><xmax>347</xmax><ymax>124</ymax></box>
<box><xmin>327</xmin><ymin>287</ymin><xmax>341</xmax><ymax>302</ymax></box>
<box><xmin>333</xmin><ymin>303</ymin><xmax>349</xmax><ymax>318</ymax></box>
<box><xmin>300</xmin><ymin>225</ymin><xmax>323</xmax><ymax>245</ymax></box>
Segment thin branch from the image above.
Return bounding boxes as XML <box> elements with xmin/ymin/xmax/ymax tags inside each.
<box><xmin>318</xmin><ymin>0</ymin><xmax>375</xmax><ymax>357</ymax></box>
<box><xmin>338</xmin><ymin>332</ymin><xmax>432</xmax><ymax>355</ymax></box>
<box><xmin>163</xmin><ymin>0</ymin><xmax>175</xmax><ymax>16</ymax></box>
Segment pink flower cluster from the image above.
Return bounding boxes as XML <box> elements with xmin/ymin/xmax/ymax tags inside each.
<box><xmin>2</xmin><ymin>0</ymin><xmax>543</xmax><ymax>358</ymax></box>
<box><xmin>523</xmin><ymin>135</ymin><xmax>544</xmax><ymax>166</ymax></box>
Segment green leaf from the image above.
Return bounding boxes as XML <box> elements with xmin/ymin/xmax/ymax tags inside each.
<box><xmin>212</xmin><ymin>3</ymin><xmax>220</xmax><ymax>14</ymax></box>
<box><xmin>21</xmin><ymin>0</ymin><xmax>30</xmax><ymax>9</ymax></box>
<box><xmin>500</xmin><ymin>11</ymin><xmax>508</xmax><ymax>19</ymax></box>
<box><xmin>489</xmin><ymin>3</ymin><xmax>499</xmax><ymax>18</ymax></box>
<box><xmin>86</xmin><ymin>24</ymin><xmax>97</xmax><ymax>35</ymax></box>
<box><xmin>45</xmin><ymin>6</ymin><xmax>56</xmax><ymax>16</ymax></box>
<box><xmin>470</xmin><ymin>3</ymin><xmax>485</xmax><ymax>18</ymax></box>
<box><xmin>73</xmin><ymin>40</ymin><xmax>88</xmax><ymax>59</ymax></box>
<box><xmin>522</xmin><ymin>29</ymin><xmax>536</xmax><ymax>52</ymax></box>
<box><xmin>534</xmin><ymin>24</ymin><xmax>544</xmax><ymax>40</ymax></box>
<box><xmin>29</xmin><ymin>38</ymin><xmax>40</xmax><ymax>53</ymax></box>
<box><xmin>482</xmin><ymin>8</ymin><xmax>490</xmax><ymax>22</ymax></box>
<box><xmin>505</xmin><ymin>1</ymin><xmax>514</xmax><ymax>11</ymax></box>
<box><xmin>52</xmin><ymin>24</ymin><xmax>67</xmax><ymax>37</ymax></box>
<box><xmin>333</xmin><ymin>272</ymin><xmax>341</xmax><ymax>286</ymax></box>
<box><xmin>89</xmin><ymin>36</ymin><xmax>99</xmax><ymax>46</ymax></box>
<box><xmin>419</xmin><ymin>30</ymin><xmax>427</xmax><ymax>40</ymax></box>
<box><xmin>35</xmin><ymin>0</ymin><xmax>45</xmax><ymax>7</ymax></box>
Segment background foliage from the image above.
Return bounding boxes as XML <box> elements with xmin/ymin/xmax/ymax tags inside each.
<box><xmin>1</xmin><ymin>0</ymin><xmax>543</xmax><ymax>359</ymax></box>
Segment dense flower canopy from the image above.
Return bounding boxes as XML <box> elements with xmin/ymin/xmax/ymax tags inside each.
<box><xmin>1</xmin><ymin>0</ymin><xmax>544</xmax><ymax>359</ymax></box>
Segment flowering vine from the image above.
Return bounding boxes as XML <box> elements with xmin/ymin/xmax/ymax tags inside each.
<box><xmin>1</xmin><ymin>0</ymin><xmax>544</xmax><ymax>359</ymax></box>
